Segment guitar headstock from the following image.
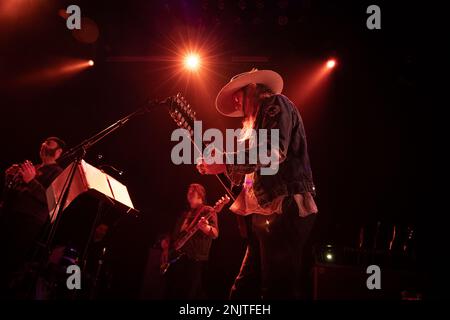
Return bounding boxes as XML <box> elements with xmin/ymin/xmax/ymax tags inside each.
<box><xmin>213</xmin><ymin>195</ymin><xmax>231</xmax><ymax>213</ymax></box>
<box><xmin>167</xmin><ymin>93</ymin><xmax>196</xmax><ymax>136</ymax></box>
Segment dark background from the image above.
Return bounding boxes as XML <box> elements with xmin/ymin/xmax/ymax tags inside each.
<box><xmin>0</xmin><ymin>0</ymin><xmax>439</xmax><ymax>299</ymax></box>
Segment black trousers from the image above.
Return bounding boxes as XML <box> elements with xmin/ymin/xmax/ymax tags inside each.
<box><xmin>230</xmin><ymin>197</ymin><xmax>316</xmax><ymax>300</ymax></box>
<box><xmin>166</xmin><ymin>255</ymin><xmax>206</xmax><ymax>300</ymax></box>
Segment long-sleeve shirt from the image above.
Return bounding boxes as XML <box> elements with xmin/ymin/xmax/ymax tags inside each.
<box><xmin>0</xmin><ymin>163</ymin><xmax>63</xmax><ymax>271</ymax></box>
<box><xmin>4</xmin><ymin>163</ymin><xmax>62</xmax><ymax>225</ymax></box>
<box><xmin>224</xmin><ymin>94</ymin><xmax>318</xmax><ymax>216</ymax></box>
<box><xmin>171</xmin><ymin>205</ymin><xmax>218</xmax><ymax>261</ymax></box>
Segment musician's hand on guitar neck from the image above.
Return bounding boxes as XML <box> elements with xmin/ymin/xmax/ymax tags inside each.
<box><xmin>196</xmin><ymin>158</ymin><xmax>226</xmax><ymax>175</ymax></box>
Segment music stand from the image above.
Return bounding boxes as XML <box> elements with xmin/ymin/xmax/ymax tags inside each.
<box><xmin>28</xmin><ymin>97</ymin><xmax>171</xmax><ymax>299</ymax></box>
<box><xmin>46</xmin><ymin>159</ymin><xmax>136</xmax><ymax>223</ymax></box>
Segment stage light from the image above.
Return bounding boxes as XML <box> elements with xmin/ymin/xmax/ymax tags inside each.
<box><xmin>184</xmin><ymin>54</ymin><xmax>200</xmax><ymax>71</ymax></box>
<box><xmin>326</xmin><ymin>59</ymin><xmax>336</xmax><ymax>69</ymax></box>
<box><xmin>323</xmin><ymin>244</ymin><xmax>335</xmax><ymax>262</ymax></box>
<box><xmin>15</xmin><ymin>58</ymin><xmax>95</xmax><ymax>86</ymax></box>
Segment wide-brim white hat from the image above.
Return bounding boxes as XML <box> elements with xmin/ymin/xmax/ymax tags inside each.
<box><xmin>215</xmin><ymin>69</ymin><xmax>284</xmax><ymax>117</ymax></box>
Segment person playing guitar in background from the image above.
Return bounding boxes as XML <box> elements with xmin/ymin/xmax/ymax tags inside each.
<box><xmin>163</xmin><ymin>183</ymin><xmax>219</xmax><ymax>300</ymax></box>
<box><xmin>0</xmin><ymin>137</ymin><xmax>65</xmax><ymax>298</ymax></box>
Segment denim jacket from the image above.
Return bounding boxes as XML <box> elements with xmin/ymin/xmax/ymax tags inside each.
<box><xmin>226</xmin><ymin>94</ymin><xmax>316</xmax><ymax>208</ymax></box>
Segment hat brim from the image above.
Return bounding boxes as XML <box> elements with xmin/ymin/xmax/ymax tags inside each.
<box><xmin>215</xmin><ymin>70</ymin><xmax>284</xmax><ymax>117</ymax></box>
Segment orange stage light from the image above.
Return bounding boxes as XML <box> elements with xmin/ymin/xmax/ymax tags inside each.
<box><xmin>292</xmin><ymin>58</ymin><xmax>338</xmax><ymax>106</ymax></box>
<box><xmin>14</xmin><ymin>59</ymin><xmax>94</xmax><ymax>86</ymax></box>
<box><xmin>184</xmin><ymin>54</ymin><xmax>200</xmax><ymax>71</ymax></box>
<box><xmin>326</xmin><ymin>59</ymin><xmax>336</xmax><ymax>69</ymax></box>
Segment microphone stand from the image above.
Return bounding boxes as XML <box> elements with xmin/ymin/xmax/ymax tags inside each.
<box><xmin>30</xmin><ymin>98</ymin><xmax>171</xmax><ymax>299</ymax></box>
<box><xmin>58</xmin><ymin>98</ymin><xmax>169</xmax><ymax>164</ymax></box>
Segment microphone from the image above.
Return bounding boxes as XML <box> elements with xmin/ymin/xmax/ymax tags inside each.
<box><xmin>100</xmin><ymin>164</ymin><xmax>124</xmax><ymax>176</ymax></box>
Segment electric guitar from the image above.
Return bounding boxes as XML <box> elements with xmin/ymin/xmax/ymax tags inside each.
<box><xmin>165</xmin><ymin>94</ymin><xmax>242</xmax><ymax>200</ymax></box>
<box><xmin>160</xmin><ymin>195</ymin><xmax>230</xmax><ymax>274</ymax></box>
<box><xmin>165</xmin><ymin>94</ymin><xmax>249</xmax><ymax>237</ymax></box>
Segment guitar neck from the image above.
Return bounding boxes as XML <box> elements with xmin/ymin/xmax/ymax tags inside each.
<box><xmin>173</xmin><ymin>207</ymin><xmax>216</xmax><ymax>251</ymax></box>
<box><xmin>167</xmin><ymin>94</ymin><xmax>238</xmax><ymax>201</ymax></box>
<box><xmin>199</xmin><ymin>142</ymin><xmax>238</xmax><ymax>202</ymax></box>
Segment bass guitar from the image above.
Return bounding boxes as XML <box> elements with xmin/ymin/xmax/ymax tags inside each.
<box><xmin>160</xmin><ymin>195</ymin><xmax>230</xmax><ymax>274</ymax></box>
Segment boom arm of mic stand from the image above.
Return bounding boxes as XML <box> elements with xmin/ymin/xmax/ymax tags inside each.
<box><xmin>58</xmin><ymin>99</ymin><xmax>166</xmax><ymax>164</ymax></box>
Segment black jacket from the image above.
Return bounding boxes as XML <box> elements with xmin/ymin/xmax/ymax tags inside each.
<box><xmin>226</xmin><ymin>94</ymin><xmax>316</xmax><ymax>207</ymax></box>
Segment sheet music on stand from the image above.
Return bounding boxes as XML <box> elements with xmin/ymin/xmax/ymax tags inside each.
<box><xmin>46</xmin><ymin>160</ymin><xmax>136</xmax><ymax>223</ymax></box>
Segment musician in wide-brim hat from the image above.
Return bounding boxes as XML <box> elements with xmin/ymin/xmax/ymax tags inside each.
<box><xmin>197</xmin><ymin>68</ymin><xmax>318</xmax><ymax>299</ymax></box>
